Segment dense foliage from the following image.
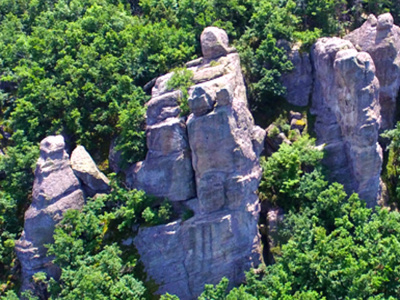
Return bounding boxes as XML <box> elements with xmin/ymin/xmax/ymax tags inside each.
<box><xmin>203</xmin><ymin>137</ymin><xmax>400</xmax><ymax>299</ymax></box>
<box><xmin>1</xmin><ymin>0</ymin><xmax>400</xmax><ymax>298</ymax></box>
<box><xmin>24</xmin><ymin>178</ymin><xmax>171</xmax><ymax>300</ymax></box>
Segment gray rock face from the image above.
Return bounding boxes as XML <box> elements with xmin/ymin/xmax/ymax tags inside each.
<box><xmin>133</xmin><ymin>27</ymin><xmax>264</xmax><ymax>299</ymax></box>
<box><xmin>135</xmin><ymin>210</ymin><xmax>259</xmax><ymax>299</ymax></box>
<box><xmin>200</xmin><ymin>26</ymin><xmax>230</xmax><ymax>60</ymax></box>
<box><xmin>311</xmin><ymin>38</ymin><xmax>382</xmax><ymax>207</ymax></box>
<box><xmin>126</xmin><ymin>89</ymin><xmax>196</xmax><ymax>202</ymax></box>
<box><xmin>108</xmin><ymin>137</ymin><xmax>123</xmax><ymax>173</ymax></box>
<box><xmin>15</xmin><ymin>136</ymin><xmax>85</xmax><ymax>292</ymax></box>
<box><xmin>280</xmin><ymin>41</ymin><xmax>313</xmax><ymax>106</ymax></box>
<box><xmin>71</xmin><ymin>145</ymin><xmax>110</xmax><ymax>196</ymax></box>
<box><xmin>345</xmin><ymin>13</ymin><xmax>400</xmax><ymax>130</ymax></box>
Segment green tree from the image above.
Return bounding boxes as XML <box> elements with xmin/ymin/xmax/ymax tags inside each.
<box><xmin>259</xmin><ymin>135</ymin><xmax>324</xmax><ymax>211</ymax></box>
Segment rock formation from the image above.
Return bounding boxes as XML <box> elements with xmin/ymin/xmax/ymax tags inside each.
<box><xmin>71</xmin><ymin>145</ymin><xmax>110</xmax><ymax>197</ymax></box>
<box><xmin>279</xmin><ymin>14</ymin><xmax>400</xmax><ymax>206</ymax></box>
<box><xmin>15</xmin><ymin>136</ymin><xmax>85</xmax><ymax>292</ymax></box>
<box><xmin>276</xmin><ymin>13</ymin><xmax>400</xmax><ymax>207</ymax></box>
<box><xmin>280</xmin><ymin>41</ymin><xmax>313</xmax><ymax>107</ymax></box>
<box><xmin>345</xmin><ymin>13</ymin><xmax>400</xmax><ymax>130</ymax></box>
<box><xmin>131</xmin><ymin>27</ymin><xmax>265</xmax><ymax>299</ymax></box>
<box><xmin>126</xmin><ymin>89</ymin><xmax>196</xmax><ymax>202</ymax></box>
<box><xmin>311</xmin><ymin>38</ymin><xmax>382</xmax><ymax>207</ymax></box>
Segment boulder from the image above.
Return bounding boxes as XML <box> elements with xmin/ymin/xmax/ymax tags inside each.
<box><xmin>200</xmin><ymin>26</ymin><xmax>230</xmax><ymax>60</ymax></box>
<box><xmin>345</xmin><ymin>13</ymin><xmax>400</xmax><ymax>130</ymax></box>
<box><xmin>289</xmin><ymin>111</ymin><xmax>307</xmax><ymax>133</ymax></box>
<box><xmin>15</xmin><ymin>136</ymin><xmax>85</xmax><ymax>293</ymax></box>
<box><xmin>133</xmin><ymin>27</ymin><xmax>265</xmax><ymax>299</ymax></box>
<box><xmin>70</xmin><ymin>145</ymin><xmax>110</xmax><ymax>197</ymax></box>
<box><xmin>311</xmin><ymin>38</ymin><xmax>382</xmax><ymax>207</ymax></box>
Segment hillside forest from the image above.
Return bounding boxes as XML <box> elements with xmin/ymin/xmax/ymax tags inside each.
<box><xmin>2</xmin><ymin>0</ymin><xmax>400</xmax><ymax>299</ymax></box>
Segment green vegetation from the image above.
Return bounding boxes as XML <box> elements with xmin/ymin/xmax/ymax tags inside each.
<box><xmin>44</xmin><ymin>177</ymin><xmax>171</xmax><ymax>299</ymax></box>
<box><xmin>204</xmin><ymin>138</ymin><xmax>400</xmax><ymax>299</ymax></box>
<box><xmin>1</xmin><ymin>0</ymin><xmax>400</xmax><ymax>298</ymax></box>
<box><xmin>259</xmin><ymin>135</ymin><xmax>324</xmax><ymax>210</ymax></box>
<box><xmin>381</xmin><ymin>123</ymin><xmax>400</xmax><ymax>204</ymax></box>
<box><xmin>166</xmin><ymin>67</ymin><xmax>194</xmax><ymax>117</ymax></box>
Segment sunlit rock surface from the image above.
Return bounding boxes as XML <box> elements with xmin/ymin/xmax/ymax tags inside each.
<box><xmin>132</xmin><ymin>27</ymin><xmax>264</xmax><ymax>299</ymax></box>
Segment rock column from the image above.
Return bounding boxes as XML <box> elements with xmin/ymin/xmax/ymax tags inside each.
<box><xmin>132</xmin><ymin>27</ymin><xmax>265</xmax><ymax>299</ymax></box>
<box><xmin>311</xmin><ymin>38</ymin><xmax>382</xmax><ymax>207</ymax></box>
<box><xmin>15</xmin><ymin>136</ymin><xmax>85</xmax><ymax>292</ymax></box>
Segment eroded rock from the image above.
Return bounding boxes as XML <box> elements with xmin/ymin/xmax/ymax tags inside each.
<box><xmin>71</xmin><ymin>145</ymin><xmax>110</xmax><ymax>197</ymax></box>
<box><xmin>200</xmin><ymin>26</ymin><xmax>230</xmax><ymax>60</ymax></box>
<box><xmin>311</xmin><ymin>38</ymin><xmax>382</xmax><ymax>206</ymax></box>
<box><xmin>133</xmin><ymin>27</ymin><xmax>264</xmax><ymax>299</ymax></box>
<box><xmin>15</xmin><ymin>136</ymin><xmax>85</xmax><ymax>293</ymax></box>
<box><xmin>345</xmin><ymin>13</ymin><xmax>400</xmax><ymax>130</ymax></box>
<box><xmin>126</xmin><ymin>87</ymin><xmax>196</xmax><ymax>202</ymax></box>
<box><xmin>280</xmin><ymin>41</ymin><xmax>313</xmax><ymax>107</ymax></box>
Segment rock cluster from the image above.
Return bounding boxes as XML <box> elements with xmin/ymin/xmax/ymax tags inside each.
<box><xmin>345</xmin><ymin>13</ymin><xmax>400</xmax><ymax>130</ymax></box>
<box><xmin>311</xmin><ymin>37</ymin><xmax>382</xmax><ymax>207</ymax></box>
<box><xmin>126</xmin><ymin>89</ymin><xmax>196</xmax><ymax>202</ymax></box>
<box><xmin>282</xmin><ymin>13</ymin><xmax>400</xmax><ymax>206</ymax></box>
<box><xmin>15</xmin><ymin>137</ymin><xmax>109</xmax><ymax>293</ymax></box>
<box><xmin>131</xmin><ymin>27</ymin><xmax>265</xmax><ymax>299</ymax></box>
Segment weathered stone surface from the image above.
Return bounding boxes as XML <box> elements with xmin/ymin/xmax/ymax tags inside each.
<box><xmin>280</xmin><ymin>41</ymin><xmax>313</xmax><ymax>106</ymax></box>
<box><xmin>266</xmin><ymin>206</ymin><xmax>284</xmax><ymax>263</ymax></box>
<box><xmin>146</xmin><ymin>90</ymin><xmax>182</xmax><ymax>125</ymax></box>
<box><xmin>345</xmin><ymin>13</ymin><xmax>400</xmax><ymax>130</ymax></box>
<box><xmin>135</xmin><ymin>210</ymin><xmax>260</xmax><ymax>299</ymax></box>
<box><xmin>200</xmin><ymin>26</ymin><xmax>230</xmax><ymax>60</ymax></box>
<box><xmin>311</xmin><ymin>38</ymin><xmax>382</xmax><ymax>206</ymax></box>
<box><xmin>127</xmin><ymin>149</ymin><xmax>195</xmax><ymax>202</ymax></box>
<box><xmin>188</xmin><ymin>86</ymin><xmax>216</xmax><ymax>116</ymax></box>
<box><xmin>71</xmin><ymin>145</ymin><xmax>110</xmax><ymax>196</ymax></box>
<box><xmin>126</xmin><ymin>77</ymin><xmax>196</xmax><ymax>202</ymax></box>
<box><xmin>133</xmin><ymin>27</ymin><xmax>264</xmax><ymax>299</ymax></box>
<box><xmin>15</xmin><ymin>136</ymin><xmax>85</xmax><ymax>293</ymax></box>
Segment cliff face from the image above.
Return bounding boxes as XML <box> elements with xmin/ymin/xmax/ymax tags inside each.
<box><xmin>311</xmin><ymin>38</ymin><xmax>382</xmax><ymax>207</ymax></box>
<box><xmin>131</xmin><ymin>27</ymin><xmax>265</xmax><ymax>299</ymax></box>
<box><xmin>282</xmin><ymin>13</ymin><xmax>400</xmax><ymax>206</ymax></box>
<box><xmin>345</xmin><ymin>13</ymin><xmax>400</xmax><ymax>131</ymax></box>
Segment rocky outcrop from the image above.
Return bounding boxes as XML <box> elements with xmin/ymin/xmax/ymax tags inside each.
<box><xmin>345</xmin><ymin>13</ymin><xmax>400</xmax><ymax>130</ymax></box>
<box><xmin>200</xmin><ymin>26</ymin><xmax>232</xmax><ymax>60</ymax></box>
<box><xmin>280</xmin><ymin>41</ymin><xmax>313</xmax><ymax>107</ymax></box>
<box><xmin>71</xmin><ymin>145</ymin><xmax>110</xmax><ymax>197</ymax></box>
<box><xmin>132</xmin><ymin>27</ymin><xmax>264</xmax><ymax>299</ymax></box>
<box><xmin>15</xmin><ymin>136</ymin><xmax>85</xmax><ymax>292</ymax></box>
<box><xmin>126</xmin><ymin>89</ymin><xmax>196</xmax><ymax>202</ymax></box>
<box><xmin>311</xmin><ymin>38</ymin><xmax>382</xmax><ymax>207</ymax></box>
